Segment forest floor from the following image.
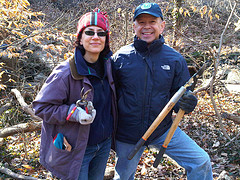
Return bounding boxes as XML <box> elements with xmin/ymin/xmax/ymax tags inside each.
<box><xmin>0</xmin><ymin>90</ymin><xmax>239</xmax><ymax>179</ymax></box>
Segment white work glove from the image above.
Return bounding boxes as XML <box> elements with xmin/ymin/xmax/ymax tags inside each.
<box><xmin>67</xmin><ymin>104</ymin><xmax>96</xmax><ymax>125</ymax></box>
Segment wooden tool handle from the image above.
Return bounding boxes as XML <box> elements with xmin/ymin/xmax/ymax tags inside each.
<box><xmin>128</xmin><ymin>87</ymin><xmax>186</xmax><ymax>160</ymax></box>
<box><xmin>153</xmin><ymin>64</ymin><xmax>206</xmax><ymax>167</ymax></box>
<box><xmin>153</xmin><ymin>109</ymin><xmax>185</xmax><ymax>167</ymax></box>
<box><xmin>142</xmin><ymin>87</ymin><xmax>186</xmax><ymax>140</ymax></box>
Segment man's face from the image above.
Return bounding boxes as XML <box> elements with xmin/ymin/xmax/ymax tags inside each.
<box><xmin>133</xmin><ymin>14</ymin><xmax>165</xmax><ymax>44</ymax></box>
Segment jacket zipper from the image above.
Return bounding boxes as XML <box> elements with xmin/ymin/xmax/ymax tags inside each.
<box><xmin>141</xmin><ymin>57</ymin><xmax>148</xmax><ymax>139</ymax></box>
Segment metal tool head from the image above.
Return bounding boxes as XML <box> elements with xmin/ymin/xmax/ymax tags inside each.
<box><xmin>185</xmin><ymin>63</ymin><xmax>207</xmax><ymax>90</ymax></box>
<box><xmin>76</xmin><ymin>99</ymin><xmax>88</xmax><ymax>106</ymax></box>
<box><xmin>76</xmin><ymin>88</ymin><xmax>92</xmax><ymax>107</ymax></box>
<box><xmin>80</xmin><ymin>88</ymin><xmax>91</xmax><ymax>100</ymax></box>
<box><xmin>193</xmin><ymin>63</ymin><xmax>206</xmax><ymax>79</ymax></box>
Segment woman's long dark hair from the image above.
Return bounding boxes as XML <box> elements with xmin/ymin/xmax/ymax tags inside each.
<box><xmin>74</xmin><ymin>31</ymin><xmax>110</xmax><ymax>59</ymax></box>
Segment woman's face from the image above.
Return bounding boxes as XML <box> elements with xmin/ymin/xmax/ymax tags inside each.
<box><xmin>80</xmin><ymin>26</ymin><xmax>106</xmax><ymax>57</ymax></box>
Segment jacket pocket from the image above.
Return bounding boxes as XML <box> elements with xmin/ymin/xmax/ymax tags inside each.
<box><xmin>45</xmin><ymin>138</ymin><xmax>73</xmax><ymax>176</ymax></box>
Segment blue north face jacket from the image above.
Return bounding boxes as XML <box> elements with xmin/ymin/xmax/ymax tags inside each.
<box><xmin>112</xmin><ymin>36</ymin><xmax>190</xmax><ymax>145</ymax></box>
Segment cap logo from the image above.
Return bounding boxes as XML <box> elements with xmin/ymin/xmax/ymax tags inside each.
<box><xmin>141</xmin><ymin>3</ymin><xmax>151</xmax><ymax>10</ymax></box>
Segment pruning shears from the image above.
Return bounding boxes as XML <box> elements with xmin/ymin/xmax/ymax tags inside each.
<box><xmin>66</xmin><ymin>88</ymin><xmax>94</xmax><ymax>120</ymax></box>
<box><xmin>127</xmin><ymin>64</ymin><xmax>207</xmax><ymax>167</ymax></box>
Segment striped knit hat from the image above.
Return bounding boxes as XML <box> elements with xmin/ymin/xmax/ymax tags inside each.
<box><xmin>77</xmin><ymin>9</ymin><xmax>110</xmax><ymax>37</ymax></box>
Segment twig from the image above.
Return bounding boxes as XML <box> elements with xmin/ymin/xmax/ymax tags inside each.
<box><xmin>0</xmin><ymin>28</ymin><xmax>54</xmax><ymax>49</ymax></box>
<box><xmin>0</xmin><ymin>138</ymin><xmax>3</xmax><ymax>146</ymax></box>
<box><xmin>0</xmin><ymin>103</ymin><xmax>11</xmax><ymax>115</ymax></box>
<box><xmin>224</xmin><ymin>132</ymin><xmax>240</xmax><ymax>147</ymax></box>
<box><xmin>209</xmin><ymin>1</ymin><xmax>237</xmax><ymax>141</ymax></box>
<box><xmin>193</xmin><ymin>82</ymin><xmax>210</xmax><ymax>94</ymax></box>
<box><xmin>228</xmin><ymin>0</ymin><xmax>240</xmax><ymax>19</ymax></box>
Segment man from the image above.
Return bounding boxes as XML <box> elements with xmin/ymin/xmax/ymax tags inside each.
<box><xmin>112</xmin><ymin>3</ymin><xmax>213</xmax><ymax>180</ymax></box>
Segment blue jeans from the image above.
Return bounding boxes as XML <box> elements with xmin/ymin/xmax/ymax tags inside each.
<box><xmin>78</xmin><ymin>137</ymin><xmax>111</xmax><ymax>180</ymax></box>
<box><xmin>114</xmin><ymin>127</ymin><xmax>213</xmax><ymax>180</ymax></box>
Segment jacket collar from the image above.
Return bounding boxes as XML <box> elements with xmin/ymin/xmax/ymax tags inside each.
<box><xmin>75</xmin><ymin>48</ymin><xmax>92</xmax><ymax>76</ymax></box>
<box><xmin>133</xmin><ymin>35</ymin><xmax>165</xmax><ymax>53</ymax></box>
<box><xmin>69</xmin><ymin>48</ymin><xmax>112</xmax><ymax>80</ymax></box>
<box><xmin>69</xmin><ymin>56</ymin><xmax>84</xmax><ymax>80</ymax></box>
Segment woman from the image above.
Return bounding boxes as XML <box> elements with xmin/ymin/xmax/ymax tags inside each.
<box><xmin>33</xmin><ymin>9</ymin><xmax>117</xmax><ymax>180</ymax></box>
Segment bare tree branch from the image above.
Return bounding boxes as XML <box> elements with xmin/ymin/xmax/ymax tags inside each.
<box><xmin>11</xmin><ymin>89</ymin><xmax>42</xmax><ymax>122</ymax></box>
<box><xmin>209</xmin><ymin>1</ymin><xmax>237</xmax><ymax>141</ymax></box>
<box><xmin>0</xmin><ymin>162</ymin><xmax>39</xmax><ymax>180</ymax></box>
<box><xmin>0</xmin><ymin>89</ymin><xmax>43</xmax><ymax>138</ymax></box>
<box><xmin>221</xmin><ymin>112</ymin><xmax>240</xmax><ymax>124</ymax></box>
<box><xmin>0</xmin><ymin>121</ymin><xmax>42</xmax><ymax>138</ymax></box>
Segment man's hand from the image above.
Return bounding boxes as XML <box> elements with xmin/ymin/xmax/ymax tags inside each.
<box><xmin>68</xmin><ymin>104</ymin><xmax>96</xmax><ymax>125</ymax></box>
<box><xmin>179</xmin><ymin>91</ymin><xmax>198</xmax><ymax>114</ymax></box>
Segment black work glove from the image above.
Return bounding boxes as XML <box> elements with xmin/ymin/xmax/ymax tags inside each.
<box><xmin>178</xmin><ymin>91</ymin><xmax>198</xmax><ymax>114</ymax></box>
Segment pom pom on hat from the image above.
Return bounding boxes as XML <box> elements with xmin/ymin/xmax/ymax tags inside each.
<box><xmin>77</xmin><ymin>8</ymin><xmax>110</xmax><ymax>36</ymax></box>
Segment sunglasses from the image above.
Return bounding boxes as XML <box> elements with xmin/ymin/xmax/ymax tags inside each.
<box><xmin>84</xmin><ymin>30</ymin><xmax>107</xmax><ymax>37</ymax></box>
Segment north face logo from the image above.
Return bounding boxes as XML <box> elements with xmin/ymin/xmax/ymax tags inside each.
<box><xmin>161</xmin><ymin>65</ymin><xmax>170</xmax><ymax>70</ymax></box>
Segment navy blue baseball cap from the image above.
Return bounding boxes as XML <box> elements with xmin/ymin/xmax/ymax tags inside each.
<box><xmin>134</xmin><ymin>3</ymin><xmax>163</xmax><ymax>20</ymax></box>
